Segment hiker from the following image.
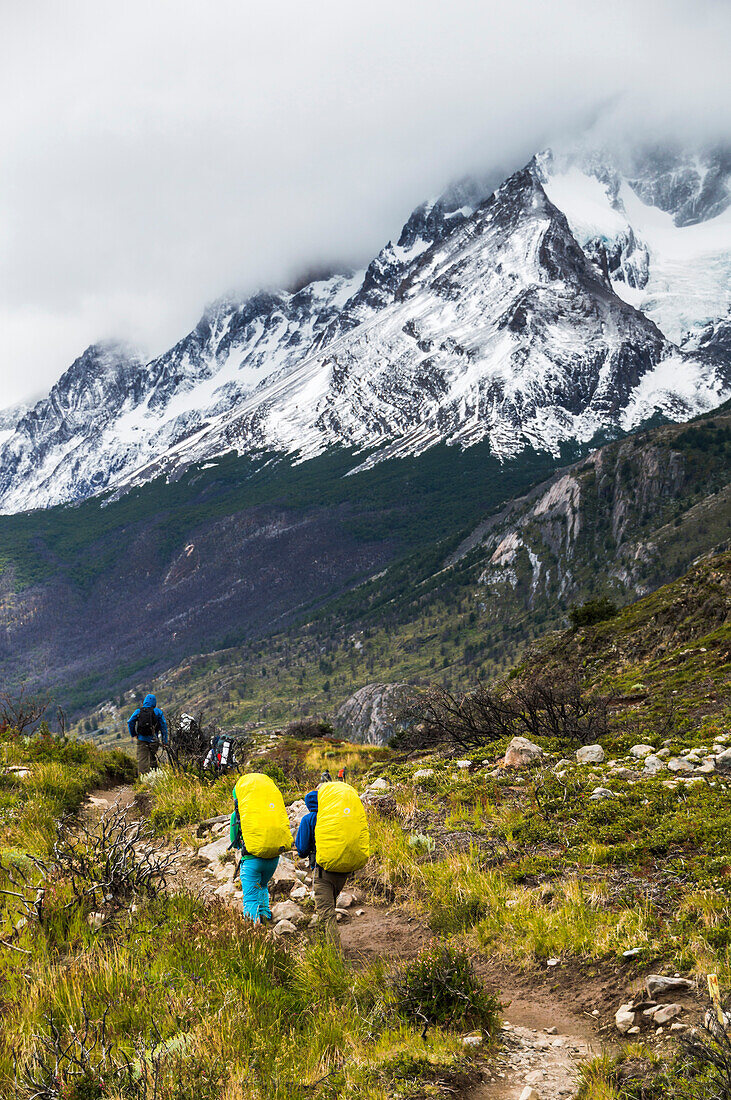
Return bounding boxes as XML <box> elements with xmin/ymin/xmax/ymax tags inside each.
<box><xmin>127</xmin><ymin>693</ymin><xmax>168</xmax><ymax>775</ymax></box>
<box><xmin>295</xmin><ymin>781</ymin><xmax>369</xmax><ymax>940</ymax></box>
<box><xmin>230</xmin><ymin>773</ymin><xmax>292</xmax><ymax>924</ymax></box>
<box><xmin>204</xmin><ymin>733</ymin><xmax>236</xmax><ymax>773</ymax></box>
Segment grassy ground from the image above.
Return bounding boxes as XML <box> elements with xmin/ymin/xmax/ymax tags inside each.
<box><xmin>3</xmin><ymin>551</ymin><xmax>730</xmax><ymax>1098</ymax></box>
<box><xmin>0</xmin><ymin>730</ymin><xmax>497</xmax><ymax>1100</ymax></box>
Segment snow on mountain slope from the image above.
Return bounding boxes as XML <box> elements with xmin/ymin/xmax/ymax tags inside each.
<box><xmin>114</xmin><ymin>166</ymin><xmax>727</xmax><ymax>488</ymax></box>
<box><xmin>1</xmin><ymin>145</ymin><xmax>729</xmax><ymax>515</ymax></box>
<box><xmin>537</xmin><ymin>148</ymin><xmax>731</xmax><ymax>345</ymax></box>
<box><xmin>0</xmin><ymin>401</ymin><xmax>29</xmax><ymax>450</ymax></box>
<box><xmin>0</xmin><ymin>275</ymin><xmax>362</xmax><ymax>512</ymax></box>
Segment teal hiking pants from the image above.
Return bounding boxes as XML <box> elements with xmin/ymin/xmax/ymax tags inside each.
<box><xmin>240</xmin><ymin>855</ymin><xmax>279</xmax><ymax>923</ymax></box>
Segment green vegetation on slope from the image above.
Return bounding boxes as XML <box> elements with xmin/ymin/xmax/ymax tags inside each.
<box><xmin>0</xmin><ymin>439</ymin><xmax>567</xmax><ymax>590</ymax></box>
<box><xmin>89</xmin><ymin>410</ymin><xmax>729</xmax><ymax>739</ymax></box>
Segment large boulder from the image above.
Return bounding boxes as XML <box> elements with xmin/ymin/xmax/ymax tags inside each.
<box><xmin>503</xmin><ymin>737</ymin><xmax>543</xmax><ymax>768</ymax></box>
<box><xmin>335</xmin><ymin>683</ymin><xmax>416</xmax><ymax>745</ymax></box>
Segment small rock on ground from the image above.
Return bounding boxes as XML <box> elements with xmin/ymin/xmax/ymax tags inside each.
<box><xmin>645</xmin><ymin>974</ymin><xmax>695</xmax><ymax>997</ymax></box>
<box><xmin>271</xmin><ymin>900</ymin><xmax>309</xmax><ymax>927</ymax></box>
<box><xmin>504</xmin><ymin>737</ymin><xmax>543</xmax><ymax>768</ymax></box>
<box><xmin>576</xmin><ymin>744</ymin><xmax>605</xmax><ymax>764</ymax></box>
<box><xmin>273</xmin><ymin>918</ymin><xmax>297</xmax><ymax>937</ymax></box>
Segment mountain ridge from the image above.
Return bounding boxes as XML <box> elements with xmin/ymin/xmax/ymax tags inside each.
<box><xmin>1</xmin><ymin>141</ymin><xmax>729</xmax><ymax>514</ymax></box>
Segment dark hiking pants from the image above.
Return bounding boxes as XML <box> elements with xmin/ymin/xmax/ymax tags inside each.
<box><xmin>136</xmin><ymin>739</ymin><xmax>158</xmax><ymax>775</ymax></box>
<box><xmin>313</xmin><ymin>865</ymin><xmax>349</xmax><ymax>941</ymax></box>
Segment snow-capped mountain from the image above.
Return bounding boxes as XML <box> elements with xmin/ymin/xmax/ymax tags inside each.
<box><xmin>1</xmin><ymin>143</ymin><xmax>729</xmax><ymax>514</ymax></box>
<box><xmin>0</xmin><ymin>401</ymin><xmax>29</xmax><ymax>450</ymax></box>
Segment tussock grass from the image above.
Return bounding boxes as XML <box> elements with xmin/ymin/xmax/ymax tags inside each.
<box><xmin>145</xmin><ymin>767</ymin><xmax>234</xmax><ymax>833</ymax></box>
<box><xmin>304</xmin><ymin>742</ymin><xmax>391</xmax><ymax>783</ymax></box>
<box><xmin>367</xmin><ymin>814</ymin><xmax>658</xmax><ymax>960</ymax></box>
<box><xmin>2</xmin><ymin>893</ymin><xmax>476</xmax><ymax>1099</ymax></box>
<box><xmin>1</xmin><ymin>732</ymin><xmax>135</xmax><ymax>853</ymax></box>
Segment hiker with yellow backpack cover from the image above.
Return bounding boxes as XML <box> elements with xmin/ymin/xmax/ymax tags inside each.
<box><xmin>230</xmin><ymin>773</ymin><xmax>292</xmax><ymax>923</ymax></box>
<box><xmin>295</xmin><ymin>781</ymin><xmax>370</xmax><ymax>939</ymax></box>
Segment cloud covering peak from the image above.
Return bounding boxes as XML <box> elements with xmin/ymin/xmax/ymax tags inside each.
<box><xmin>1</xmin><ymin>0</ymin><xmax>729</xmax><ymax>405</ymax></box>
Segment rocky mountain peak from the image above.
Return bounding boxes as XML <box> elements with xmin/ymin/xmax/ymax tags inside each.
<box><xmin>1</xmin><ymin>140</ymin><xmax>729</xmax><ymax>514</ymax></box>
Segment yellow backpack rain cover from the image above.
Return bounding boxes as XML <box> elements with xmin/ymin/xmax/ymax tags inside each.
<box><xmin>234</xmin><ymin>773</ymin><xmax>292</xmax><ymax>859</ymax></box>
<box><xmin>315</xmin><ymin>782</ymin><xmax>370</xmax><ymax>873</ymax></box>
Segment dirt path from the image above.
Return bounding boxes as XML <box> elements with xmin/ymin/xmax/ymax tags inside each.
<box><xmin>340</xmin><ymin>904</ymin><xmax>433</xmax><ymax>962</ymax></box>
<box><xmin>472</xmin><ymin>1022</ymin><xmax>594</xmax><ymax>1099</ymax></box>
<box><xmin>85</xmin><ymin>784</ymin><xmax>601</xmax><ymax>1098</ymax></box>
<box><xmin>339</xmin><ymin>907</ymin><xmax>600</xmax><ymax>1099</ymax></box>
<box><xmin>85</xmin><ymin>786</ymin><xmax>137</xmax><ymax>814</ymax></box>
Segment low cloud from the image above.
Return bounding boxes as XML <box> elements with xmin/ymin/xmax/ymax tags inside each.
<box><xmin>1</xmin><ymin>0</ymin><xmax>729</xmax><ymax>405</ymax></box>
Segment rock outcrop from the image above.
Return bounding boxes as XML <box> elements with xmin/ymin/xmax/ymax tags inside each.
<box><xmin>335</xmin><ymin>682</ymin><xmax>415</xmax><ymax>745</ymax></box>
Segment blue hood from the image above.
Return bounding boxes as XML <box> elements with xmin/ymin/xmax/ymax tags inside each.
<box><xmin>304</xmin><ymin>791</ymin><xmax>318</xmax><ymax>812</ymax></box>
<box><xmin>143</xmin><ymin>694</ymin><xmax>157</xmax><ymax>708</ymax></box>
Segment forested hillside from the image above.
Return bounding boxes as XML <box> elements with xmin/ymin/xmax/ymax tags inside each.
<box><xmin>84</xmin><ymin>404</ymin><xmax>730</xmax><ymax>739</ymax></box>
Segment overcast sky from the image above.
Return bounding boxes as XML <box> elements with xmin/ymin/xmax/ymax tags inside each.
<box><xmin>1</xmin><ymin>0</ymin><xmax>729</xmax><ymax>407</ymax></box>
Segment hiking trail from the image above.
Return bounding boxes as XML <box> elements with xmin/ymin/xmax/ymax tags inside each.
<box><xmin>86</xmin><ymin>783</ymin><xmax>604</xmax><ymax>1098</ymax></box>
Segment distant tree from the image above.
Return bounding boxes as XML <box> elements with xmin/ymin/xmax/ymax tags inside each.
<box><xmin>0</xmin><ymin>688</ymin><xmax>50</xmax><ymax>734</ymax></box>
<box><xmin>569</xmin><ymin>596</ymin><xmax>617</xmax><ymax>630</ymax></box>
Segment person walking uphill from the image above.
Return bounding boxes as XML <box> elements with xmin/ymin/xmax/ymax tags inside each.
<box><xmin>127</xmin><ymin>693</ymin><xmax>168</xmax><ymax>775</ymax></box>
<box><xmin>296</xmin><ymin>781</ymin><xmax>369</xmax><ymax>941</ymax></box>
<box><xmin>230</xmin><ymin>773</ymin><xmax>292</xmax><ymax>924</ymax></box>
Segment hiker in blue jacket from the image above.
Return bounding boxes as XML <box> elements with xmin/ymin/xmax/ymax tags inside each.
<box><xmin>296</xmin><ymin>789</ymin><xmax>348</xmax><ymax>938</ymax></box>
<box><xmin>295</xmin><ymin>791</ymin><xmax>319</xmax><ymax>869</ymax></box>
<box><xmin>127</xmin><ymin>693</ymin><xmax>168</xmax><ymax>775</ymax></box>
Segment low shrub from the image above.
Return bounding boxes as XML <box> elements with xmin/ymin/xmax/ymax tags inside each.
<box><xmin>392</xmin><ymin>943</ymin><xmax>500</xmax><ymax>1033</ymax></box>
<box><xmin>285</xmin><ymin>718</ymin><xmax>334</xmax><ymax>740</ymax></box>
<box><xmin>396</xmin><ymin>672</ymin><xmax>607</xmax><ymax>751</ymax></box>
<box><xmin>261</xmin><ymin>761</ymin><xmax>287</xmax><ymax>787</ymax></box>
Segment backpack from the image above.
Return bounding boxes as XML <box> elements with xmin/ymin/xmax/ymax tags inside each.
<box><xmin>136</xmin><ymin>705</ymin><xmax>158</xmax><ymax>738</ymax></box>
<box><xmin>233</xmin><ymin>773</ymin><xmax>292</xmax><ymax>859</ymax></box>
<box><xmin>315</xmin><ymin>782</ymin><xmax>369</xmax><ymax>874</ymax></box>
<box><xmin>230</xmin><ymin>800</ymin><xmax>243</xmax><ymax>849</ymax></box>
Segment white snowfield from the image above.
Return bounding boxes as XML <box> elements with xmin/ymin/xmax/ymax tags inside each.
<box><xmin>1</xmin><ymin>143</ymin><xmax>730</xmax><ymax>514</ymax></box>
<box><xmin>540</xmin><ymin>159</ymin><xmax>731</xmax><ymax>345</ymax></box>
